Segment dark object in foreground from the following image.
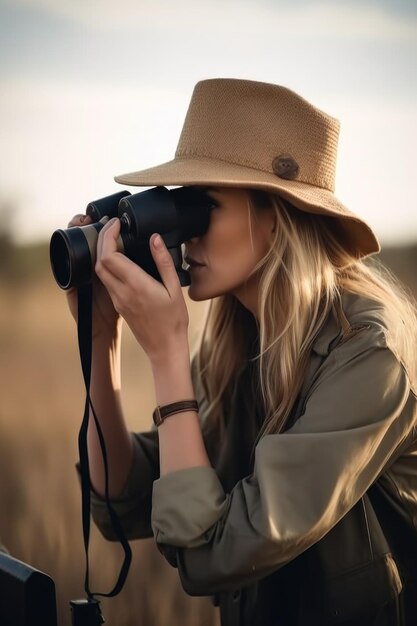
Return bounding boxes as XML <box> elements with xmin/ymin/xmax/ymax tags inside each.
<box><xmin>70</xmin><ymin>598</ymin><xmax>105</xmax><ymax>626</ymax></box>
<box><xmin>0</xmin><ymin>552</ymin><xmax>57</xmax><ymax>626</ymax></box>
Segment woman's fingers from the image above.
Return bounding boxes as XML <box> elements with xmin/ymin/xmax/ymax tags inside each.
<box><xmin>67</xmin><ymin>214</ymin><xmax>92</xmax><ymax>228</ymax></box>
<box><xmin>95</xmin><ymin>218</ymin><xmax>127</xmax><ymax>293</ymax></box>
<box><xmin>92</xmin><ymin>219</ymin><xmax>188</xmax><ymax>358</ymax></box>
<box><xmin>96</xmin><ymin>218</ymin><xmax>119</xmax><ymax>271</ymax></box>
<box><xmin>95</xmin><ymin>222</ymin><xmax>182</xmax><ymax>319</ymax></box>
<box><xmin>95</xmin><ymin>218</ymin><xmax>143</xmax><ymax>292</ymax></box>
<box><xmin>149</xmin><ymin>234</ymin><xmax>181</xmax><ymax>298</ymax></box>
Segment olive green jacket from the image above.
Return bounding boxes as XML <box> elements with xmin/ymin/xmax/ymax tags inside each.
<box><xmin>89</xmin><ymin>291</ymin><xmax>417</xmax><ymax>624</ymax></box>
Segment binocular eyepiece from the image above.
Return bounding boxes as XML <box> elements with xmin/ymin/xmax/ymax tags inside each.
<box><xmin>49</xmin><ymin>186</ymin><xmax>215</xmax><ymax>290</ymax></box>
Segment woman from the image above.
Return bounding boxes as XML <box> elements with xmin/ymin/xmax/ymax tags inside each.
<box><xmin>67</xmin><ymin>79</ymin><xmax>417</xmax><ymax>625</ymax></box>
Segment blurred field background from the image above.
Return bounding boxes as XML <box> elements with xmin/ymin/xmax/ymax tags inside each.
<box><xmin>0</xmin><ymin>231</ymin><xmax>218</xmax><ymax>626</ymax></box>
<box><xmin>0</xmin><ymin>228</ymin><xmax>416</xmax><ymax>625</ymax></box>
<box><xmin>1</xmin><ymin>1</ymin><xmax>416</xmax><ymax>624</ymax></box>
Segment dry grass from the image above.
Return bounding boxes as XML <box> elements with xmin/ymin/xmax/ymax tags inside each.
<box><xmin>0</xmin><ymin>266</ymin><xmax>217</xmax><ymax>626</ymax></box>
<box><xmin>0</xmin><ymin>241</ymin><xmax>415</xmax><ymax>625</ymax></box>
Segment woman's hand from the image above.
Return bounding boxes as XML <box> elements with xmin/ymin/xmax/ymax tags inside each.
<box><xmin>95</xmin><ymin>218</ymin><xmax>189</xmax><ymax>363</ymax></box>
<box><xmin>65</xmin><ymin>214</ymin><xmax>121</xmax><ymax>341</ymax></box>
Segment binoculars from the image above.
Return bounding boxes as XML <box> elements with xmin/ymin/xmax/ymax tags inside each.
<box><xmin>49</xmin><ymin>186</ymin><xmax>215</xmax><ymax>290</ymax></box>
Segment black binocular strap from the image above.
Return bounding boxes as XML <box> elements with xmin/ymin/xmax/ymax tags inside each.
<box><xmin>77</xmin><ymin>283</ymin><xmax>132</xmax><ymax>600</ymax></box>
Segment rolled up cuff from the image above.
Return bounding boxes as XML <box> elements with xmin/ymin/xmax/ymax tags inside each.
<box><xmin>152</xmin><ymin>466</ymin><xmax>228</xmax><ymax>547</ymax></box>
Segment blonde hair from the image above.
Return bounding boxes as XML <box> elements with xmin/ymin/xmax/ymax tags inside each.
<box><xmin>193</xmin><ymin>191</ymin><xmax>417</xmax><ymax>437</ymax></box>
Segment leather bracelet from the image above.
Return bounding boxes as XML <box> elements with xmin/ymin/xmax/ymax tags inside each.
<box><xmin>152</xmin><ymin>399</ymin><xmax>199</xmax><ymax>427</ymax></box>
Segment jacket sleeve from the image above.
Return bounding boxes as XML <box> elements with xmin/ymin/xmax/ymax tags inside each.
<box><xmin>151</xmin><ymin>326</ymin><xmax>416</xmax><ymax>595</ymax></box>
<box><xmin>89</xmin><ymin>430</ymin><xmax>160</xmax><ymax>540</ymax></box>
<box><xmin>88</xmin><ymin>356</ymin><xmax>209</xmax><ymax>541</ymax></box>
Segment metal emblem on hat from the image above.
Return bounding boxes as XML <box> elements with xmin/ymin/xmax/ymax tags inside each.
<box><xmin>272</xmin><ymin>154</ymin><xmax>299</xmax><ymax>180</ymax></box>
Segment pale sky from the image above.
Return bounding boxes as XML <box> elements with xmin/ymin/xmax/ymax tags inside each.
<box><xmin>0</xmin><ymin>0</ymin><xmax>416</xmax><ymax>245</ymax></box>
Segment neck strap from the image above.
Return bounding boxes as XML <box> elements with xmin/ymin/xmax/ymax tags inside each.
<box><xmin>77</xmin><ymin>283</ymin><xmax>132</xmax><ymax>600</ymax></box>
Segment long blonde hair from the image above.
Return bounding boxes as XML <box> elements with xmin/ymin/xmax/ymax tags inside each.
<box><xmin>193</xmin><ymin>190</ymin><xmax>417</xmax><ymax>437</ymax></box>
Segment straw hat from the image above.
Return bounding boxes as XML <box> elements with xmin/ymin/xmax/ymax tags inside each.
<box><xmin>115</xmin><ymin>78</ymin><xmax>379</xmax><ymax>258</ymax></box>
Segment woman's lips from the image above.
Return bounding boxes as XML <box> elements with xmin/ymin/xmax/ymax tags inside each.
<box><xmin>184</xmin><ymin>256</ymin><xmax>205</xmax><ymax>267</ymax></box>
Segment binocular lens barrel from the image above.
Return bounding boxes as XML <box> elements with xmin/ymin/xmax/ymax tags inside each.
<box><xmin>86</xmin><ymin>190</ymin><xmax>131</xmax><ymax>222</ymax></box>
<box><xmin>50</xmin><ymin>190</ymin><xmax>133</xmax><ymax>289</ymax></box>
<box><xmin>50</xmin><ymin>222</ymin><xmax>105</xmax><ymax>290</ymax></box>
<box><xmin>49</xmin><ymin>187</ymin><xmax>215</xmax><ymax>290</ymax></box>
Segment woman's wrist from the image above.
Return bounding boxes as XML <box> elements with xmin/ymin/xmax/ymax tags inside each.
<box><xmin>150</xmin><ymin>342</ymin><xmax>194</xmax><ymax>406</ymax></box>
<box><xmin>149</xmin><ymin>333</ymin><xmax>189</xmax><ymax>371</ymax></box>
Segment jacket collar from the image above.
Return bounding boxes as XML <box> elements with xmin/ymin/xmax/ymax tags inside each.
<box><xmin>311</xmin><ymin>296</ymin><xmax>349</xmax><ymax>357</ymax></box>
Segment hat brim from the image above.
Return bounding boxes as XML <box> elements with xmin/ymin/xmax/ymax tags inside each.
<box><xmin>115</xmin><ymin>156</ymin><xmax>380</xmax><ymax>257</ymax></box>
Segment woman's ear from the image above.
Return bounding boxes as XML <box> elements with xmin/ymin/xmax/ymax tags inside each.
<box><xmin>268</xmin><ymin>209</ymin><xmax>277</xmax><ymax>239</ymax></box>
<box><xmin>260</xmin><ymin>208</ymin><xmax>276</xmax><ymax>250</ymax></box>
<box><xmin>272</xmin><ymin>213</ymin><xmax>277</xmax><ymax>234</ymax></box>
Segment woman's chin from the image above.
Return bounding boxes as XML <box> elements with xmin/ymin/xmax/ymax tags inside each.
<box><xmin>187</xmin><ymin>285</ymin><xmax>208</xmax><ymax>301</ymax></box>
<box><xmin>187</xmin><ymin>282</ymin><xmax>219</xmax><ymax>302</ymax></box>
